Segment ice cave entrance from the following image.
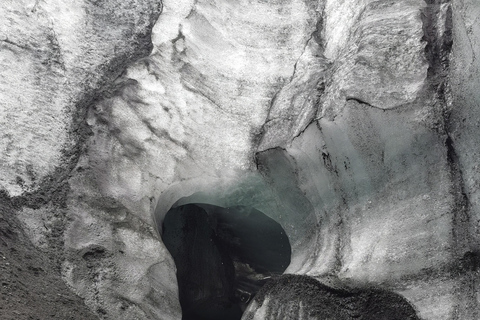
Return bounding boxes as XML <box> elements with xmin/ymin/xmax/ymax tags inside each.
<box><xmin>162</xmin><ymin>203</ymin><xmax>291</xmax><ymax>320</ymax></box>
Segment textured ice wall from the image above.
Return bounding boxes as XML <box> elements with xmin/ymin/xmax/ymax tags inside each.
<box><xmin>2</xmin><ymin>0</ymin><xmax>480</xmax><ymax>319</ymax></box>
<box><xmin>252</xmin><ymin>2</ymin><xmax>479</xmax><ymax>320</ymax></box>
<box><xmin>450</xmin><ymin>0</ymin><xmax>480</xmax><ymax>255</ymax></box>
<box><xmin>1</xmin><ymin>1</ymin><xmax>178</xmax><ymax>319</ymax></box>
<box><xmin>447</xmin><ymin>1</ymin><xmax>480</xmax><ymax>317</ymax></box>
<box><xmin>64</xmin><ymin>0</ymin><xmax>323</xmax><ymax>318</ymax></box>
<box><xmin>0</xmin><ymin>0</ymin><xmax>161</xmax><ymax>196</ymax></box>
<box><xmin>247</xmin><ymin>0</ymin><xmax>478</xmax><ymax>319</ymax></box>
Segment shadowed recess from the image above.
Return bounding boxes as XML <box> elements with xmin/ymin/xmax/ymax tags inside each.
<box><xmin>162</xmin><ymin>203</ymin><xmax>291</xmax><ymax>320</ymax></box>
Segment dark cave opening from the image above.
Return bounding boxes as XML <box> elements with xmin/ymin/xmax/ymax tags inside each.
<box><xmin>162</xmin><ymin>203</ymin><xmax>291</xmax><ymax>320</ymax></box>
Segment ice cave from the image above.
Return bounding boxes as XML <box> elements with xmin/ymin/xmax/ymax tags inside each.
<box><xmin>2</xmin><ymin>0</ymin><xmax>480</xmax><ymax>319</ymax></box>
<box><xmin>161</xmin><ymin>203</ymin><xmax>290</xmax><ymax>319</ymax></box>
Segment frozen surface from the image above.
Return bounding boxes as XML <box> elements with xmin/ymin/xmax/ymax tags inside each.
<box><xmin>2</xmin><ymin>0</ymin><xmax>480</xmax><ymax>319</ymax></box>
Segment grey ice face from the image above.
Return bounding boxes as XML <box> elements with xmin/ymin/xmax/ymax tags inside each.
<box><xmin>3</xmin><ymin>0</ymin><xmax>480</xmax><ymax>319</ymax></box>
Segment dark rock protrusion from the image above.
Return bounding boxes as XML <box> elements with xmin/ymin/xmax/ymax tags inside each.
<box><xmin>242</xmin><ymin>274</ymin><xmax>420</xmax><ymax>320</ymax></box>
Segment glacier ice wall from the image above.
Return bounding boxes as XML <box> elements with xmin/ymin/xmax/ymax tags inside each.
<box><xmin>2</xmin><ymin>0</ymin><xmax>480</xmax><ymax>319</ymax></box>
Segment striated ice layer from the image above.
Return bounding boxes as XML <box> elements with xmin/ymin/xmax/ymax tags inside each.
<box><xmin>53</xmin><ymin>0</ymin><xmax>480</xmax><ymax>318</ymax></box>
<box><xmin>450</xmin><ymin>0</ymin><xmax>480</xmax><ymax>252</ymax></box>
<box><xmin>0</xmin><ymin>0</ymin><xmax>161</xmax><ymax>196</ymax></box>
<box><xmin>64</xmin><ymin>0</ymin><xmax>322</xmax><ymax>318</ymax></box>
<box><xmin>3</xmin><ymin>0</ymin><xmax>480</xmax><ymax>319</ymax></box>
